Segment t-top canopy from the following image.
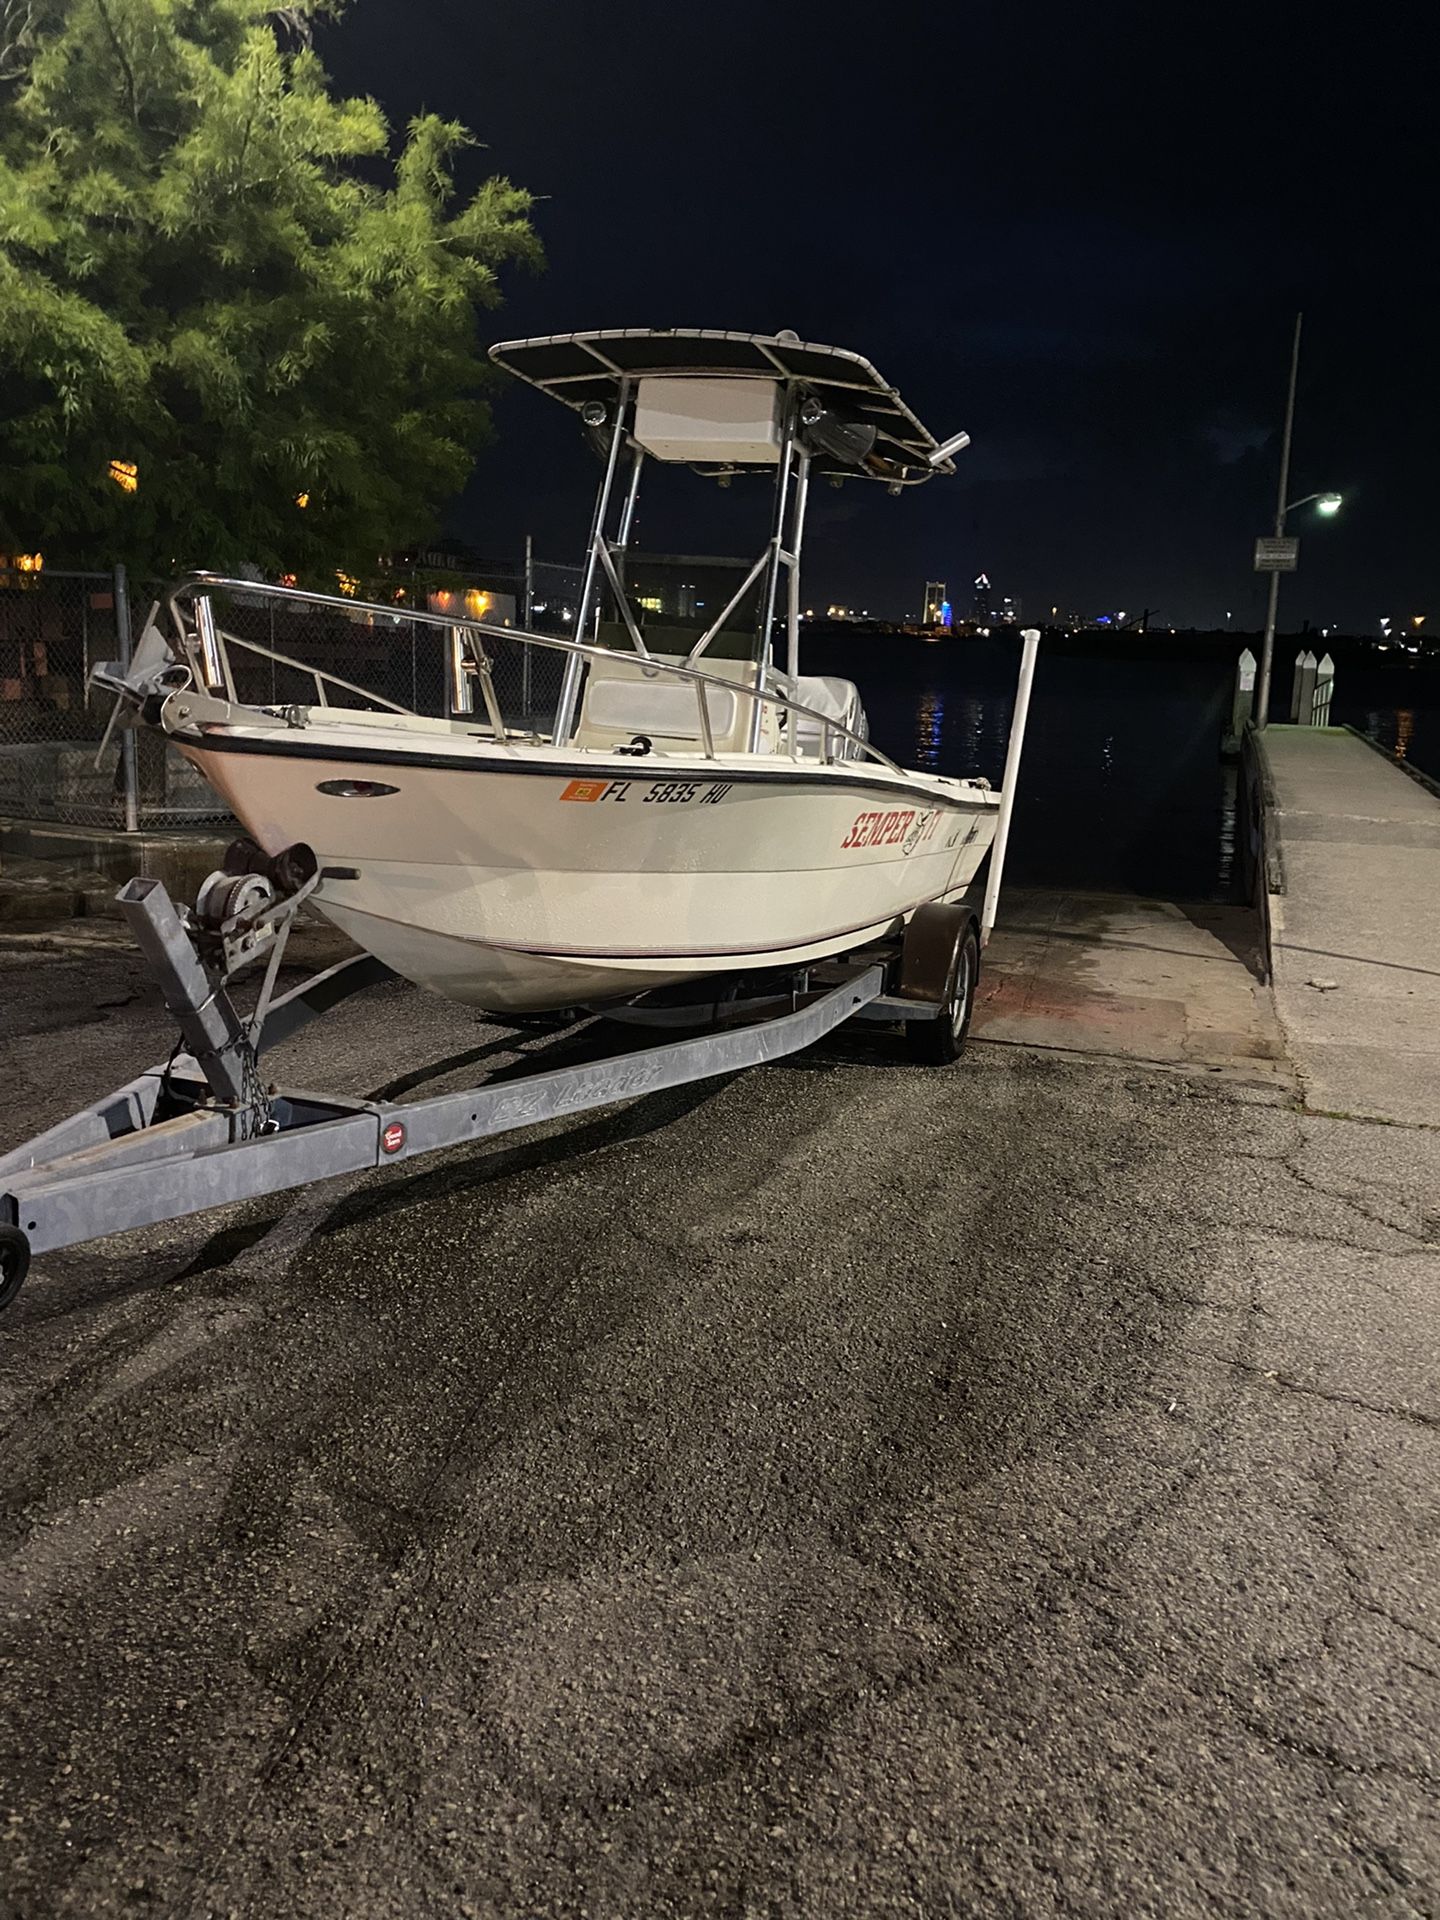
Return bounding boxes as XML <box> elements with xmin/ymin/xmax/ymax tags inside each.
<box><xmin>487</xmin><ymin>328</ymin><xmax>958</xmax><ymax>484</ymax></box>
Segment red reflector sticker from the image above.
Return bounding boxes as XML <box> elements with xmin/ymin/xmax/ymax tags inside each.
<box><xmin>381</xmin><ymin>1121</ymin><xmax>406</xmax><ymax>1156</ymax></box>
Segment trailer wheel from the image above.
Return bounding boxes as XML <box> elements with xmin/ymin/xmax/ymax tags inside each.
<box><xmin>0</xmin><ymin>1225</ymin><xmax>31</xmax><ymax>1312</ymax></box>
<box><xmin>906</xmin><ymin>922</ymin><xmax>979</xmax><ymax>1065</ymax></box>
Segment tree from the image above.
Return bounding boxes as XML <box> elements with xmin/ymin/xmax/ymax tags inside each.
<box><xmin>0</xmin><ymin>0</ymin><xmax>540</xmax><ymax>577</ymax></box>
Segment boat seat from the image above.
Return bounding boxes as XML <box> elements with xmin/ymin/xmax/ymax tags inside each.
<box><xmin>574</xmin><ymin>653</ymin><xmax>778</xmax><ymax>754</ymax></box>
<box><xmin>776</xmin><ymin>673</ymin><xmax>869</xmax><ymax>760</ymax></box>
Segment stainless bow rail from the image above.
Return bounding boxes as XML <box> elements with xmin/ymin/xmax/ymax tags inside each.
<box><xmin>155</xmin><ymin>573</ymin><xmax>903</xmax><ymax>773</ymax></box>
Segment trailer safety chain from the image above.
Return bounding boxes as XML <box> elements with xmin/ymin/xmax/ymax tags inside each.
<box><xmin>157</xmin><ymin>1030</ymin><xmax>188</xmax><ymax>1114</ymax></box>
<box><xmin>152</xmin><ymin>991</ymin><xmax>273</xmax><ymax>1137</ymax></box>
<box><xmin>236</xmin><ymin>1037</ymin><xmax>276</xmax><ymax>1139</ymax></box>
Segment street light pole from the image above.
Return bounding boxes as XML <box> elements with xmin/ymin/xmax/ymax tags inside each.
<box><xmin>1254</xmin><ymin>311</ymin><xmax>1303</xmax><ymax>730</ymax></box>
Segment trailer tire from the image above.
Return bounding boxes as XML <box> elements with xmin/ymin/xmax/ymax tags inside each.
<box><xmin>906</xmin><ymin>922</ymin><xmax>979</xmax><ymax>1065</ymax></box>
<box><xmin>0</xmin><ymin>1225</ymin><xmax>31</xmax><ymax>1311</ymax></box>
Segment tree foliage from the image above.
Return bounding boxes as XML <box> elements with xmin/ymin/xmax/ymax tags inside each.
<box><xmin>0</xmin><ymin>0</ymin><xmax>540</xmax><ymax>574</ymax></box>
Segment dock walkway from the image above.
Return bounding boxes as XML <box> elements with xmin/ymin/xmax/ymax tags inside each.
<box><xmin>1261</xmin><ymin>725</ymin><xmax>1440</xmax><ymax>1125</ymax></box>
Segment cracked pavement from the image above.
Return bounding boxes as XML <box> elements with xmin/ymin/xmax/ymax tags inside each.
<box><xmin>1</xmin><ymin>916</ymin><xmax>1437</xmax><ymax>1918</ymax></box>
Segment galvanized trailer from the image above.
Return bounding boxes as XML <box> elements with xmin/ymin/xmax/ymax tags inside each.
<box><xmin>0</xmin><ymin>851</ymin><xmax>988</xmax><ymax>1311</ymax></box>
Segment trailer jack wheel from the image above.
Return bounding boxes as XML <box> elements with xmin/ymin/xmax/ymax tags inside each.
<box><xmin>0</xmin><ymin>1225</ymin><xmax>31</xmax><ymax>1311</ymax></box>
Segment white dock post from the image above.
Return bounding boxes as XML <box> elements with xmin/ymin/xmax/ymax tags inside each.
<box><xmin>1293</xmin><ymin>649</ymin><xmax>1317</xmax><ymax>724</ymax></box>
<box><xmin>1289</xmin><ymin>648</ymin><xmax>1315</xmax><ymax>721</ymax></box>
<box><xmin>1312</xmin><ymin>651</ymin><xmax>1334</xmax><ymax>726</ymax></box>
<box><xmin>1231</xmin><ymin>646</ymin><xmax>1257</xmax><ymax>738</ymax></box>
<box><xmin>980</xmin><ymin>627</ymin><xmax>1040</xmax><ymax>948</ymax></box>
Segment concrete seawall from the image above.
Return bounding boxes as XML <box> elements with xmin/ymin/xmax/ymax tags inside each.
<box><xmin>0</xmin><ymin>817</ymin><xmax>228</xmax><ymax>921</ymax></box>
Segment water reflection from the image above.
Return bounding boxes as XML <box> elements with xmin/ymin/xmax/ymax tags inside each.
<box><xmin>818</xmin><ymin>633</ymin><xmax>1244</xmax><ymax>901</ymax></box>
<box><xmin>1335</xmin><ymin>669</ymin><xmax>1439</xmax><ymax>778</ymax></box>
<box><xmin>1362</xmin><ymin>706</ymin><xmax>1416</xmax><ymax>763</ymax></box>
<box><xmin>1217</xmin><ymin>764</ymin><xmax>1239</xmax><ymax>895</ymax></box>
<box><xmin>913</xmin><ymin>688</ymin><xmax>943</xmax><ymax>770</ymax></box>
<box><xmin>804</xmin><ymin>634</ymin><xmax>1440</xmax><ymax>900</ymax></box>
<box><xmin>960</xmin><ymin>695</ymin><xmax>996</xmax><ymax>771</ymax></box>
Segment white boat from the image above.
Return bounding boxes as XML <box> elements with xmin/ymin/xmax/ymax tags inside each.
<box><xmin>102</xmin><ymin>327</ymin><xmax>1011</xmax><ymax>1014</ymax></box>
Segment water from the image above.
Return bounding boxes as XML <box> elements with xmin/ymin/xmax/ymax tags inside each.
<box><xmin>1329</xmin><ymin>662</ymin><xmax>1440</xmax><ymax>787</ymax></box>
<box><xmin>812</xmin><ymin>631</ymin><xmax>1242</xmax><ymax>901</ymax></box>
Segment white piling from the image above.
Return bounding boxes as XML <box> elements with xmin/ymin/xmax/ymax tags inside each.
<box><xmin>1312</xmin><ymin>651</ymin><xmax>1335</xmax><ymax>726</ymax></box>
<box><xmin>980</xmin><ymin>627</ymin><xmax>1041</xmax><ymax>947</ymax></box>
<box><xmin>1289</xmin><ymin>648</ymin><xmax>1308</xmax><ymax>721</ymax></box>
<box><xmin>1231</xmin><ymin>646</ymin><xmax>1257</xmax><ymax>738</ymax></box>
<box><xmin>1294</xmin><ymin>649</ymin><xmax>1318</xmax><ymax>725</ymax></box>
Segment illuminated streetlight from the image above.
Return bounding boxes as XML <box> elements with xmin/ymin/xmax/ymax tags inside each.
<box><xmin>1252</xmin><ymin>314</ymin><xmax>1344</xmax><ymax>729</ymax></box>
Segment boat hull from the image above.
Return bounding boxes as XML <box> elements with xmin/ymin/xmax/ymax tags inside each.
<box><xmin>181</xmin><ymin>734</ymin><xmax>998</xmax><ymax>1010</ymax></box>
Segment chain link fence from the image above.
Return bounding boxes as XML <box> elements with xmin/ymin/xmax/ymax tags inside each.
<box><xmin>0</xmin><ymin>557</ymin><xmax>584</xmax><ymax>831</ymax></box>
<box><xmin>0</xmin><ymin>566</ymin><xmax>131</xmax><ymax>827</ymax></box>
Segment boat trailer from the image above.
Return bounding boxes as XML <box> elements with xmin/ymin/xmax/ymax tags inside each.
<box><xmin>0</xmin><ymin>842</ymin><xmax>985</xmax><ymax>1313</ymax></box>
<box><xmin>1</xmin><ymin>618</ymin><xmax>1041</xmax><ymax>1315</ymax></box>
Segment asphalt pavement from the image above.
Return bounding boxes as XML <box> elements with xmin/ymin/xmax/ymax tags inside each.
<box><xmin>1</xmin><ymin>913</ymin><xmax>1436</xmax><ymax>1919</ymax></box>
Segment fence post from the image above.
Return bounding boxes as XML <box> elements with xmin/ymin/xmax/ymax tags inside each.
<box><xmin>521</xmin><ymin>533</ymin><xmax>534</xmax><ymax>721</ymax></box>
<box><xmin>1312</xmin><ymin>651</ymin><xmax>1334</xmax><ymax>726</ymax></box>
<box><xmin>113</xmin><ymin>563</ymin><xmax>139</xmax><ymax>833</ymax></box>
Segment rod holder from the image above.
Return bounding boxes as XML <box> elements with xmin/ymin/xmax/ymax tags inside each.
<box><xmin>194</xmin><ymin>594</ymin><xmax>225</xmax><ymax>693</ymax></box>
<box><xmin>448</xmin><ymin>626</ymin><xmax>475</xmax><ymax>714</ymax></box>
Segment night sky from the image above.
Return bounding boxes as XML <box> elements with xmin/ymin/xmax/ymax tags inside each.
<box><xmin>320</xmin><ymin>0</ymin><xmax>1438</xmax><ymax>631</ymax></box>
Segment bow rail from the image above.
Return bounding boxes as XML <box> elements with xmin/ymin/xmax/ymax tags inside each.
<box><xmin>158</xmin><ymin>573</ymin><xmax>903</xmax><ymax>774</ymax></box>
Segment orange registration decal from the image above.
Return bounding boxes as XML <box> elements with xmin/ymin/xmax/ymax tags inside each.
<box><xmin>560</xmin><ymin>779</ymin><xmax>610</xmax><ymax>803</ymax></box>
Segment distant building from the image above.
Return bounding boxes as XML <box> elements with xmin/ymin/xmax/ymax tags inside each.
<box><xmin>967</xmin><ymin>574</ymin><xmax>1020</xmax><ymax>628</ymax></box>
<box><xmin>386</xmin><ymin>541</ymin><xmax>522</xmax><ymax>626</ymax></box>
<box><xmin>923</xmin><ymin>581</ymin><xmax>950</xmax><ymax>629</ymax></box>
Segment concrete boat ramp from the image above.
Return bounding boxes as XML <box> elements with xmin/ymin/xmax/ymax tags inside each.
<box><xmin>979</xmin><ymin>889</ymin><xmax>1286</xmax><ymax>1078</ymax></box>
<box><xmin>1</xmin><ymin>750</ymin><xmax>1437</xmax><ymax>1918</ymax></box>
